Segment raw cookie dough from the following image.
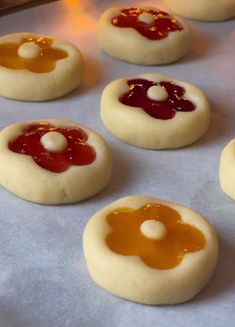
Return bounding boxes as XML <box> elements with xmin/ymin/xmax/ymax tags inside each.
<box><xmin>98</xmin><ymin>7</ymin><xmax>192</xmax><ymax>65</ymax></box>
<box><xmin>100</xmin><ymin>73</ymin><xmax>211</xmax><ymax>149</ymax></box>
<box><xmin>83</xmin><ymin>195</ymin><xmax>218</xmax><ymax>305</ymax></box>
<box><xmin>0</xmin><ymin>32</ymin><xmax>84</xmax><ymax>101</ymax></box>
<box><xmin>220</xmin><ymin>139</ymin><xmax>235</xmax><ymax>200</ymax></box>
<box><xmin>0</xmin><ymin>119</ymin><xmax>112</xmax><ymax>204</ymax></box>
<box><xmin>163</xmin><ymin>0</ymin><xmax>235</xmax><ymax>21</ymax></box>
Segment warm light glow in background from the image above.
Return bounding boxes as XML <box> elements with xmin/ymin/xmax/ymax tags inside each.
<box><xmin>60</xmin><ymin>0</ymin><xmax>97</xmax><ymax>37</ymax></box>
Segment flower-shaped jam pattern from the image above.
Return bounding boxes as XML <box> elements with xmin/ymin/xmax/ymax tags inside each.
<box><xmin>0</xmin><ymin>37</ymin><xmax>68</xmax><ymax>73</ymax></box>
<box><xmin>106</xmin><ymin>203</ymin><xmax>205</xmax><ymax>269</ymax></box>
<box><xmin>120</xmin><ymin>79</ymin><xmax>196</xmax><ymax>120</ymax></box>
<box><xmin>9</xmin><ymin>123</ymin><xmax>96</xmax><ymax>173</ymax></box>
<box><xmin>112</xmin><ymin>7</ymin><xmax>183</xmax><ymax>40</ymax></box>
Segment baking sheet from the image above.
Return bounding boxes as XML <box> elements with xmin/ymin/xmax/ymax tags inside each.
<box><xmin>0</xmin><ymin>1</ymin><xmax>235</xmax><ymax>326</ymax></box>
<box><xmin>0</xmin><ymin>0</ymin><xmax>34</xmax><ymax>10</ymax></box>
<box><xmin>0</xmin><ymin>1</ymin><xmax>55</xmax><ymax>12</ymax></box>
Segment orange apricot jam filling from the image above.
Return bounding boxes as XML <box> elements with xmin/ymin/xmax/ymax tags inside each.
<box><xmin>0</xmin><ymin>37</ymin><xmax>68</xmax><ymax>73</ymax></box>
<box><xmin>106</xmin><ymin>203</ymin><xmax>206</xmax><ymax>270</ymax></box>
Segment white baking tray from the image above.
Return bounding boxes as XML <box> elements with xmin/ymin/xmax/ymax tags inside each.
<box><xmin>0</xmin><ymin>1</ymin><xmax>56</xmax><ymax>12</ymax></box>
<box><xmin>0</xmin><ymin>1</ymin><xmax>234</xmax><ymax>326</ymax></box>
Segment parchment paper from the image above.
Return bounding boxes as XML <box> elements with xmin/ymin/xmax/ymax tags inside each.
<box><xmin>0</xmin><ymin>1</ymin><xmax>235</xmax><ymax>326</ymax></box>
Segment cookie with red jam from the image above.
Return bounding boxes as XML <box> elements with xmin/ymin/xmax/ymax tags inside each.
<box><xmin>98</xmin><ymin>7</ymin><xmax>192</xmax><ymax>65</ymax></box>
<box><xmin>100</xmin><ymin>73</ymin><xmax>211</xmax><ymax>149</ymax></box>
<box><xmin>0</xmin><ymin>119</ymin><xmax>112</xmax><ymax>204</ymax></box>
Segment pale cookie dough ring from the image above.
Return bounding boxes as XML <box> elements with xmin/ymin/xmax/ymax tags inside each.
<box><xmin>0</xmin><ymin>119</ymin><xmax>112</xmax><ymax>204</ymax></box>
<box><xmin>0</xmin><ymin>33</ymin><xmax>84</xmax><ymax>101</ymax></box>
<box><xmin>98</xmin><ymin>7</ymin><xmax>192</xmax><ymax>65</ymax></box>
<box><xmin>83</xmin><ymin>195</ymin><xmax>218</xmax><ymax>305</ymax></box>
<box><xmin>100</xmin><ymin>73</ymin><xmax>211</xmax><ymax>149</ymax></box>
<box><xmin>220</xmin><ymin>139</ymin><xmax>235</xmax><ymax>200</ymax></box>
<box><xmin>163</xmin><ymin>0</ymin><xmax>235</xmax><ymax>21</ymax></box>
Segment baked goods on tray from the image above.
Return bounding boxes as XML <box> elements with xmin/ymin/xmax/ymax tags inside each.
<box><xmin>98</xmin><ymin>7</ymin><xmax>192</xmax><ymax>65</ymax></box>
<box><xmin>101</xmin><ymin>73</ymin><xmax>211</xmax><ymax>149</ymax></box>
<box><xmin>83</xmin><ymin>195</ymin><xmax>218</xmax><ymax>304</ymax></box>
<box><xmin>0</xmin><ymin>119</ymin><xmax>112</xmax><ymax>204</ymax></box>
<box><xmin>0</xmin><ymin>33</ymin><xmax>84</xmax><ymax>101</ymax></box>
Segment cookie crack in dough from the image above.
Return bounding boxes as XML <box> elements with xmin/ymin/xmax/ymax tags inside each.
<box><xmin>51</xmin><ymin>74</ymin><xmax>59</xmax><ymax>97</ymax></box>
<box><xmin>55</xmin><ymin>175</ymin><xmax>69</xmax><ymax>203</ymax></box>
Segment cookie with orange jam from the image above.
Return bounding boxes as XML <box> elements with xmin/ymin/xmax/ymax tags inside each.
<box><xmin>83</xmin><ymin>195</ymin><xmax>218</xmax><ymax>304</ymax></box>
<box><xmin>0</xmin><ymin>119</ymin><xmax>112</xmax><ymax>204</ymax></box>
<box><xmin>0</xmin><ymin>33</ymin><xmax>84</xmax><ymax>101</ymax></box>
<box><xmin>101</xmin><ymin>73</ymin><xmax>211</xmax><ymax>149</ymax></box>
<box><xmin>98</xmin><ymin>7</ymin><xmax>192</xmax><ymax>65</ymax></box>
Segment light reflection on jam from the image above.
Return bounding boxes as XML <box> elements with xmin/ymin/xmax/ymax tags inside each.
<box><xmin>106</xmin><ymin>203</ymin><xmax>206</xmax><ymax>269</ymax></box>
<box><xmin>9</xmin><ymin>123</ymin><xmax>96</xmax><ymax>173</ymax></box>
<box><xmin>0</xmin><ymin>37</ymin><xmax>68</xmax><ymax>73</ymax></box>
<box><xmin>119</xmin><ymin>79</ymin><xmax>195</xmax><ymax>120</ymax></box>
<box><xmin>112</xmin><ymin>7</ymin><xmax>183</xmax><ymax>40</ymax></box>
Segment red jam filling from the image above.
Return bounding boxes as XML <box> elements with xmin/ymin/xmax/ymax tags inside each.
<box><xmin>112</xmin><ymin>7</ymin><xmax>183</xmax><ymax>40</ymax></box>
<box><xmin>119</xmin><ymin>79</ymin><xmax>196</xmax><ymax>120</ymax></box>
<box><xmin>9</xmin><ymin>123</ymin><xmax>96</xmax><ymax>173</ymax></box>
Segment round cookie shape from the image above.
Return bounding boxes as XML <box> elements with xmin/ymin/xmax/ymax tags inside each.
<box><xmin>163</xmin><ymin>0</ymin><xmax>235</xmax><ymax>21</ymax></box>
<box><xmin>98</xmin><ymin>7</ymin><xmax>192</xmax><ymax>65</ymax></box>
<box><xmin>100</xmin><ymin>73</ymin><xmax>211</xmax><ymax>149</ymax></box>
<box><xmin>0</xmin><ymin>33</ymin><xmax>84</xmax><ymax>101</ymax></box>
<box><xmin>219</xmin><ymin>139</ymin><xmax>235</xmax><ymax>200</ymax></box>
<box><xmin>0</xmin><ymin>119</ymin><xmax>112</xmax><ymax>204</ymax></box>
<box><xmin>83</xmin><ymin>195</ymin><xmax>218</xmax><ymax>305</ymax></box>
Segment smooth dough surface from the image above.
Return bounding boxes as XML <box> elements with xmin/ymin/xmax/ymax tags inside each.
<box><xmin>163</xmin><ymin>0</ymin><xmax>235</xmax><ymax>21</ymax></box>
<box><xmin>100</xmin><ymin>73</ymin><xmax>211</xmax><ymax>149</ymax></box>
<box><xmin>0</xmin><ymin>119</ymin><xmax>112</xmax><ymax>204</ymax></box>
<box><xmin>83</xmin><ymin>195</ymin><xmax>218</xmax><ymax>305</ymax></box>
<box><xmin>98</xmin><ymin>7</ymin><xmax>192</xmax><ymax>65</ymax></box>
<box><xmin>0</xmin><ymin>33</ymin><xmax>84</xmax><ymax>101</ymax></box>
<box><xmin>220</xmin><ymin>139</ymin><xmax>235</xmax><ymax>200</ymax></box>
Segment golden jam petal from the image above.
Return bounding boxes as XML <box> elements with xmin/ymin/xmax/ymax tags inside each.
<box><xmin>0</xmin><ymin>37</ymin><xmax>68</xmax><ymax>73</ymax></box>
<box><xmin>106</xmin><ymin>203</ymin><xmax>205</xmax><ymax>269</ymax></box>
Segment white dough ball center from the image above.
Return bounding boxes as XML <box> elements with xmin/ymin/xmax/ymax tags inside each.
<box><xmin>147</xmin><ymin>85</ymin><xmax>169</xmax><ymax>101</ymax></box>
<box><xmin>138</xmin><ymin>12</ymin><xmax>155</xmax><ymax>25</ymax></box>
<box><xmin>140</xmin><ymin>220</ymin><xmax>167</xmax><ymax>240</ymax></box>
<box><xmin>40</xmin><ymin>131</ymin><xmax>68</xmax><ymax>152</ymax></box>
<box><xmin>18</xmin><ymin>42</ymin><xmax>41</xmax><ymax>59</ymax></box>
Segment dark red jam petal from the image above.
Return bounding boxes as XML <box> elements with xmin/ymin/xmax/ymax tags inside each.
<box><xmin>119</xmin><ymin>79</ymin><xmax>196</xmax><ymax>120</ymax></box>
<box><xmin>9</xmin><ymin>123</ymin><xmax>96</xmax><ymax>173</ymax></box>
<box><xmin>33</xmin><ymin>152</ymin><xmax>70</xmax><ymax>173</ymax></box>
<box><xmin>112</xmin><ymin>7</ymin><xmax>183</xmax><ymax>40</ymax></box>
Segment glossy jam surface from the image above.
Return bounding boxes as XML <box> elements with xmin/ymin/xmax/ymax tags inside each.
<box><xmin>120</xmin><ymin>79</ymin><xmax>196</xmax><ymax>120</ymax></box>
<box><xmin>112</xmin><ymin>7</ymin><xmax>183</xmax><ymax>40</ymax></box>
<box><xmin>0</xmin><ymin>37</ymin><xmax>68</xmax><ymax>73</ymax></box>
<box><xmin>9</xmin><ymin>123</ymin><xmax>96</xmax><ymax>173</ymax></box>
<box><xmin>106</xmin><ymin>203</ymin><xmax>205</xmax><ymax>269</ymax></box>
